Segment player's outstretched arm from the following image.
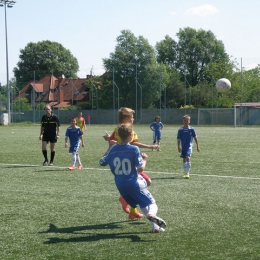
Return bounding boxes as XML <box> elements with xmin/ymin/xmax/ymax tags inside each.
<box><xmin>131</xmin><ymin>142</ymin><xmax>158</xmax><ymax>150</ymax></box>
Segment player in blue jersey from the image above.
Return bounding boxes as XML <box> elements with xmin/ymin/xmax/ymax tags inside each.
<box><xmin>177</xmin><ymin>114</ymin><xmax>200</xmax><ymax>178</ymax></box>
<box><xmin>100</xmin><ymin>123</ymin><xmax>166</xmax><ymax>233</ymax></box>
<box><xmin>65</xmin><ymin>117</ymin><xmax>84</xmax><ymax>170</ymax></box>
<box><xmin>150</xmin><ymin>116</ymin><xmax>164</xmax><ymax>151</ymax></box>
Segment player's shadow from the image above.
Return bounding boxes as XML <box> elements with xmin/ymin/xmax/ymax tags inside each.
<box><xmin>36</xmin><ymin>169</ymin><xmax>67</xmax><ymax>172</ymax></box>
<box><xmin>5</xmin><ymin>165</ymin><xmax>39</xmax><ymax>168</ymax></box>
<box><xmin>4</xmin><ymin>165</ymin><xmax>66</xmax><ymax>172</ymax></box>
<box><xmin>40</xmin><ymin>222</ymin><xmax>155</xmax><ymax>244</ymax></box>
<box><xmin>152</xmin><ymin>176</ymin><xmax>180</xmax><ymax>180</ymax></box>
<box><xmin>39</xmin><ymin>222</ymin><xmax>126</xmax><ymax>234</ymax></box>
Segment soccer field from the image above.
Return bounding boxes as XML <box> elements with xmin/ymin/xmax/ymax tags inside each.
<box><xmin>0</xmin><ymin>124</ymin><xmax>259</xmax><ymax>260</ymax></box>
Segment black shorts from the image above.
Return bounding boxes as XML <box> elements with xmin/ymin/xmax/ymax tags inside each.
<box><xmin>42</xmin><ymin>133</ymin><xmax>57</xmax><ymax>143</ymax></box>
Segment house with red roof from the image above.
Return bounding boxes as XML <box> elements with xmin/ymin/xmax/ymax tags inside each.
<box><xmin>18</xmin><ymin>74</ymin><xmax>93</xmax><ymax>108</ymax></box>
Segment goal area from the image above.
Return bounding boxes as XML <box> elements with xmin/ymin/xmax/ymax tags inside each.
<box><xmin>198</xmin><ymin>103</ymin><xmax>260</xmax><ymax>127</ymax></box>
<box><xmin>197</xmin><ymin>108</ymin><xmax>234</xmax><ymax>125</ymax></box>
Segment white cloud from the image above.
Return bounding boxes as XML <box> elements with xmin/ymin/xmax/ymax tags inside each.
<box><xmin>185</xmin><ymin>4</ymin><xmax>219</xmax><ymax>17</ymax></box>
<box><xmin>244</xmin><ymin>63</ymin><xmax>258</xmax><ymax>71</ymax></box>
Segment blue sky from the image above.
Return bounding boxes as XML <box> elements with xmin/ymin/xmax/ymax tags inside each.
<box><xmin>1</xmin><ymin>0</ymin><xmax>260</xmax><ymax>85</ymax></box>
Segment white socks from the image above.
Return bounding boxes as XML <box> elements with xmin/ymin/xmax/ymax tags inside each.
<box><xmin>72</xmin><ymin>152</ymin><xmax>82</xmax><ymax>167</ymax></box>
<box><xmin>141</xmin><ymin>203</ymin><xmax>159</xmax><ymax>229</ymax></box>
<box><xmin>183</xmin><ymin>161</ymin><xmax>191</xmax><ymax>174</ymax></box>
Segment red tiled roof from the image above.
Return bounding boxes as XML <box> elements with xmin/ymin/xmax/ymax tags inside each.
<box><xmin>18</xmin><ymin>75</ymin><xmax>92</xmax><ymax>108</ymax></box>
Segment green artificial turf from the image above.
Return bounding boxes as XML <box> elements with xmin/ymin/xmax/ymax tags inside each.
<box><xmin>0</xmin><ymin>124</ymin><xmax>259</xmax><ymax>260</ymax></box>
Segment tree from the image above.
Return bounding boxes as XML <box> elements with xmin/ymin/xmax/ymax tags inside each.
<box><xmin>13</xmin><ymin>40</ymin><xmax>79</xmax><ymax>84</ymax></box>
<box><xmin>156</xmin><ymin>28</ymin><xmax>231</xmax><ymax>87</ymax></box>
<box><xmin>102</xmin><ymin>30</ymin><xmax>167</xmax><ymax>110</ymax></box>
<box><xmin>13</xmin><ymin>97</ymin><xmax>32</xmax><ymax>111</ymax></box>
<box><xmin>155</xmin><ymin>27</ymin><xmax>237</xmax><ymax>108</ymax></box>
<box><xmin>156</xmin><ymin>35</ymin><xmax>178</xmax><ymax>69</ymax></box>
<box><xmin>176</xmin><ymin>27</ymin><xmax>230</xmax><ymax>86</ymax></box>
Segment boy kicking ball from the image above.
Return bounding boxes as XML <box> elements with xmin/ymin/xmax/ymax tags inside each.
<box><xmin>103</xmin><ymin>107</ymin><xmax>158</xmax><ymax>220</ymax></box>
<box><xmin>100</xmin><ymin>123</ymin><xmax>166</xmax><ymax>233</ymax></box>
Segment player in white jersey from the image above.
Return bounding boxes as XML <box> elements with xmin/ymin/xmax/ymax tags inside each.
<box><xmin>65</xmin><ymin>117</ymin><xmax>84</xmax><ymax>170</ymax></box>
<box><xmin>100</xmin><ymin>123</ymin><xmax>166</xmax><ymax>233</ymax></box>
<box><xmin>177</xmin><ymin>115</ymin><xmax>200</xmax><ymax>178</ymax></box>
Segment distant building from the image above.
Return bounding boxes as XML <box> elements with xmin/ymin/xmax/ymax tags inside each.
<box><xmin>18</xmin><ymin>74</ymin><xmax>93</xmax><ymax>108</ymax></box>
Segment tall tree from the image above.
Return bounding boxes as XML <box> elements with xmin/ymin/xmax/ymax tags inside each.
<box><xmin>102</xmin><ymin>30</ymin><xmax>166</xmax><ymax>110</ymax></box>
<box><xmin>156</xmin><ymin>28</ymin><xmax>231</xmax><ymax>86</ymax></box>
<box><xmin>13</xmin><ymin>40</ymin><xmax>79</xmax><ymax>84</ymax></box>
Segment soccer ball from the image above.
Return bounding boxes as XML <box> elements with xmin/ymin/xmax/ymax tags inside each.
<box><xmin>216</xmin><ymin>78</ymin><xmax>231</xmax><ymax>93</ymax></box>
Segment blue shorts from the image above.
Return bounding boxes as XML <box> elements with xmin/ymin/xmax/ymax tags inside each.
<box><xmin>180</xmin><ymin>149</ymin><xmax>192</xmax><ymax>158</ymax></box>
<box><xmin>118</xmin><ymin>176</ymin><xmax>156</xmax><ymax>208</ymax></box>
<box><xmin>153</xmin><ymin>131</ymin><xmax>161</xmax><ymax>140</ymax></box>
<box><xmin>69</xmin><ymin>146</ymin><xmax>79</xmax><ymax>153</ymax></box>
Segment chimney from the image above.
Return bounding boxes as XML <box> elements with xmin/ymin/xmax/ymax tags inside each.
<box><xmin>58</xmin><ymin>86</ymin><xmax>64</xmax><ymax>104</ymax></box>
<box><xmin>58</xmin><ymin>76</ymin><xmax>64</xmax><ymax>104</ymax></box>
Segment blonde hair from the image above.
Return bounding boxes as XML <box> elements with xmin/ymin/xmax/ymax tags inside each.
<box><xmin>44</xmin><ymin>105</ymin><xmax>51</xmax><ymax>111</ymax></box>
<box><xmin>118</xmin><ymin>107</ymin><xmax>135</xmax><ymax>123</ymax></box>
<box><xmin>183</xmin><ymin>114</ymin><xmax>190</xmax><ymax>119</ymax></box>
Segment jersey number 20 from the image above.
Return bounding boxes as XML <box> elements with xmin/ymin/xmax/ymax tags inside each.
<box><xmin>113</xmin><ymin>157</ymin><xmax>131</xmax><ymax>175</ymax></box>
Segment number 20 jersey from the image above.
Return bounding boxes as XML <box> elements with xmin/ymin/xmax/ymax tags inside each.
<box><xmin>99</xmin><ymin>143</ymin><xmax>144</xmax><ymax>193</ymax></box>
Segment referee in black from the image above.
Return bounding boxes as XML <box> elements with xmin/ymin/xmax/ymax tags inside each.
<box><xmin>39</xmin><ymin>105</ymin><xmax>61</xmax><ymax>166</ymax></box>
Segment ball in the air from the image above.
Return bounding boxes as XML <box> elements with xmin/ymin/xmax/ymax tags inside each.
<box><xmin>216</xmin><ymin>78</ymin><xmax>231</xmax><ymax>93</ymax></box>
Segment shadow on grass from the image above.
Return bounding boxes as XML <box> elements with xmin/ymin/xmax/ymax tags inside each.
<box><xmin>4</xmin><ymin>165</ymin><xmax>40</xmax><ymax>168</ymax></box>
<box><xmin>3</xmin><ymin>165</ymin><xmax>66</xmax><ymax>172</ymax></box>
<box><xmin>40</xmin><ymin>222</ymin><xmax>155</xmax><ymax>244</ymax></box>
<box><xmin>152</xmin><ymin>176</ymin><xmax>181</xmax><ymax>180</ymax></box>
<box><xmin>36</xmin><ymin>168</ymin><xmax>67</xmax><ymax>172</ymax></box>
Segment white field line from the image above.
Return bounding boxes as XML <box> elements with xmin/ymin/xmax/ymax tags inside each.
<box><xmin>0</xmin><ymin>163</ymin><xmax>260</xmax><ymax>180</ymax></box>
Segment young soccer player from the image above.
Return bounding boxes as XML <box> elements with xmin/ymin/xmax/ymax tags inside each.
<box><xmin>76</xmin><ymin>111</ymin><xmax>86</xmax><ymax>146</ymax></box>
<box><xmin>39</xmin><ymin>105</ymin><xmax>60</xmax><ymax>166</ymax></box>
<box><xmin>65</xmin><ymin>117</ymin><xmax>84</xmax><ymax>170</ymax></box>
<box><xmin>76</xmin><ymin>111</ymin><xmax>87</xmax><ymax>132</ymax></box>
<box><xmin>103</xmin><ymin>107</ymin><xmax>158</xmax><ymax>220</ymax></box>
<box><xmin>150</xmin><ymin>115</ymin><xmax>164</xmax><ymax>151</ymax></box>
<box><xmin>177</xmin><ymin>114</ymin><xmax>200</xmax><ymax>178</ymax></box>
<box><xmin>100</xmin><ymin>123</ymin><xmax>167</xmax><ymax>233</ymax></box>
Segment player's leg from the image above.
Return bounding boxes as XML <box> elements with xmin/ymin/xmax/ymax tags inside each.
<box><xmin>183</xmin><ymin>156</ymin><xmax>191</xmax><ymax>178</ymax></box>
<box><xmin>42</xmin><ymin>140</ymin><xmax>48</xmax><ymax>165</ymax></box>
<box><xmin>142</xmin><ymin>204</ymin><xmax>166</xmax><ymax>232</ymax></box>
<box><xmin>121</xmin><ymin>175</ymin><xmax>146</xmax><ymax>219</ymax></box>
<box><xmin>130</xmin><ymin>188</ymin><xmax>166</xmax><ymax>233</ymax></box>
<box><xmin>156</xmin><ymin>139</ymin><xmax>161</xmax><ymax>151</ymax></box>
<box><xmin>118</xmin><ymin>197</ymin><xmax>143</xmax><ymax>219</ymax></box>
<box><xmin>157</xmin><ymin>131</ymin><xmax>162</xmax><ymax>151</ymax></box>
<box><xmin>119</xmin><ymin>196</ymin><xmax>130</xmax><ymax>214</ymax></box>
<box><xmin>49</xmin><ymin>142</ymin><xmax>56</xmax><ymax>166</ymax></box>
<box><xmin>68</xmin><ymin>150</ymin><xmax>77</xmax><ymax>170</ymax></box>
<box><xmin>76</xmin><ymin>153</ymin><xmax>83</xmax><ymax>169</ymax></box>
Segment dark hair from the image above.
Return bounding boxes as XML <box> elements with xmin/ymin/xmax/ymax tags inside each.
<box><xmin>154</xmin><ymin>115</ymin><xmax>161</xmax><ymax>121</ymax></box>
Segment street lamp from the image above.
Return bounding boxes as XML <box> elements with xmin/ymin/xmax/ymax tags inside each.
<box><xmin>0</xmin><ymin>0</ymin><xmax>16</xmax><ymax>124</ymax></box>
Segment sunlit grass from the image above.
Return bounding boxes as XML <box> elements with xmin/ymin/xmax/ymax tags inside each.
<box><xmin>0</xmin><ymin>124</ymin><xmax>260</xmax><ymax>259</ymax></box>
